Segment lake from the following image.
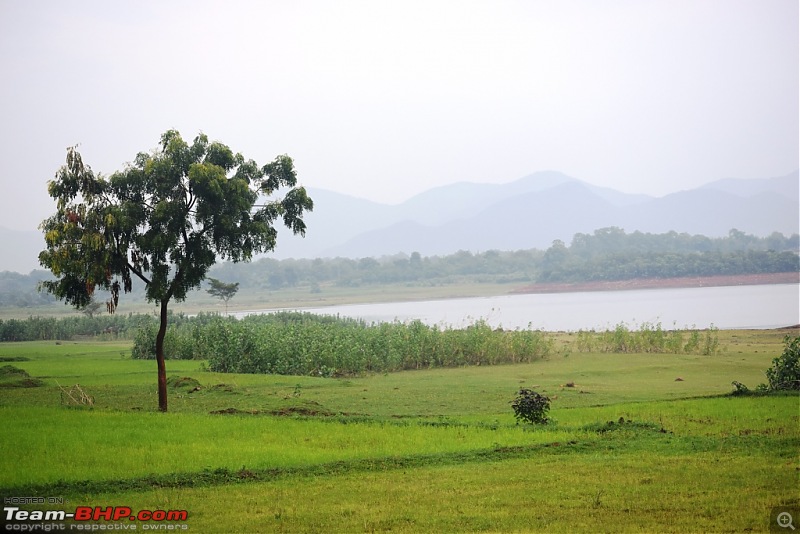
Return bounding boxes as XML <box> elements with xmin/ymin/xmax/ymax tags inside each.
<box><xmin>237</xmin><ymin>283</ymin><xmax>800</xmax><ymax>331</ymax></box>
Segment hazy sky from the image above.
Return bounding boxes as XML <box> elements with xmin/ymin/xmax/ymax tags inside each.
<box><xmin>1</xmin><ymin>0</ymin><xmax>797</xmax><ymax>232</ymax></box>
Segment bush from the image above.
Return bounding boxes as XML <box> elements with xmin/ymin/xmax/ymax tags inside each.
<box><xmin>730</xmin><ymin>380</ymin><xmax>750</xmax><ymax>396</ymax></box>
<box><xmin>511</xmin><ymin>388</ymin><xmax>550</xmax><ymax>425</ymax></box>
<box><xmin>0</xmin><ymin>313</ymin><xmax>175</xmax><ymax>342</ymax></box>
<box><xmin>765</xmin><ymin>335</ymin><xmax>800</xmax><ymax>391</ymax></box>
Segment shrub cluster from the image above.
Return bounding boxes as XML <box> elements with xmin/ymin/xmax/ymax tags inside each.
<box><xmin>511</xmin><ymin>388</ymin><xmax>550</xmax><ymax>425</ymax></box>
<box><xmin>574</xmin><ymin>322</ymin><xmax>721</xmax><ymax>355</ymax></box>
<box><xmin>0</xmin><ymin>313</ymin><xmax>165</xmax><ymax>342</ymax></box>
<box><xmin>765</xmin><ymin>335</ymin><xmax>800</xmax><ymax>391</ymax></box>
<box><xmin>131</xmin><ymin>312</ymin><xmax>555</xmax><ymax>376</ymax></box>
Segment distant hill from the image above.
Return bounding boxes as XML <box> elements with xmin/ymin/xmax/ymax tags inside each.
<box><xmin>272</xmin><ymin>170</ymin><xmax>799</xmax><ymax>259</ymax></box>
<box><xmin>3</xmin><ymin>170</ymin><xmax>798</xmax><ymax>273</ymax></box>
<box><xmin>698</xmin><ymin>170</ymin><xmax>798</xmax><ymax>200</ymax></box>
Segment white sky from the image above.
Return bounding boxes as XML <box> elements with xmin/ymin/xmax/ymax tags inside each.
<box><xmin>0</xmin><ymin>0</ymin><xmax>797</xmax><ymax>232</ymax></box>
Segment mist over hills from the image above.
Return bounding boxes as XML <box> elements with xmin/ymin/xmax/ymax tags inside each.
<box><xmin>2</xmin><ymin>170</ymin><xmax>797</xmax><ymax>274</ymax></box>
<box><xmin>273</xmin><ymin>170</ymin><xmax>799</xmax><ymax>259</ymax></box>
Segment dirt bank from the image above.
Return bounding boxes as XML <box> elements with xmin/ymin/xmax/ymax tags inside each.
<box><xmin>511</xmin><ymin>272</ymin><xmax>800</xmax><ymax>295</ymax></box>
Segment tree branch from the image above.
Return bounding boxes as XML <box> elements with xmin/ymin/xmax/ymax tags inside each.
<box><xmin>126</xmin><ymin>261</ymin><xmax>152</xmax><ymax>286</ymax></box>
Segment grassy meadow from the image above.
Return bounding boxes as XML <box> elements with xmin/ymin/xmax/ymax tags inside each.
<box><xmin>0</xmin><ymin>328</ymin><xmax>797</xmax><ymax>533</ymax></box>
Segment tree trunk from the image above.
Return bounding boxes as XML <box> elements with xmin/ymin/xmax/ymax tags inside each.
<box><xmin>155</xmin><ymin>298</ymin><xmax>169</xmax><ymax>412</ymax></box>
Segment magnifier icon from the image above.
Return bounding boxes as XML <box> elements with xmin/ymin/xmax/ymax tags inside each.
<box><xmin>778</xmin><ymin>512</ymin><xmax>796</xmax><ymax>530</ymax></box>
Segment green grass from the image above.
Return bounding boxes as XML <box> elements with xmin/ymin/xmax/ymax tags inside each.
<box><xmin>0</xmin><ymin>329</ymin><xmax>797</xmax><ymax>532</ymax></box>
<box><xmin>0</xmin><ymin>335</ymin><xmax>781</xmax><ymax>415</ymax></box>
<box><xmin>0</xmin><ymin>406</ymin><xmax>593</xmax><ymax>488</ymax></box>
<box><xmin>89</xmin><ymin>436</ymin><xmax>795</xmax><ymax>533</ymax></box>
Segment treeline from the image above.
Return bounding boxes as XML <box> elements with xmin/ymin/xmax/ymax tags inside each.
<box><xmin>538</xmin><ymin>228</ymin><xmax>799</xmax><ymax>282</ymax></box>
<box><xmin>1</xmin><ymin>228</ymin><xmax>797</xmax><ymax>307</ymax></box>
<box><xmin>210</xmin><ymin>227</ymin><xmax>799</xmax><ymax>289</ymax></box>
<box><xmin>0</xmin><ymin>271</ymin><xmax>57</xmax><ymax>308</ymax></box>
<box><xmin>211</xmin><ymin>249</ymin><xmax>543</xmax><ymax>289</ymax></box>
<box><xmin>539</xmin><ymin>249</ymin><xmax>798</xmax><ymax>283</ymax></box>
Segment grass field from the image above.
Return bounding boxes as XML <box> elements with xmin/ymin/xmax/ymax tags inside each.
<box><xmin>0</xmin><ymin>328</ymin><xmax>797</xmax><ymax>533</ymax></box>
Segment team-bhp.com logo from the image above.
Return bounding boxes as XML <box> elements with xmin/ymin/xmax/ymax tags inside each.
<box><xmin>4</xmin><ymin>505</ymin><xmax>188</xmax><ymax>531</ymax></box>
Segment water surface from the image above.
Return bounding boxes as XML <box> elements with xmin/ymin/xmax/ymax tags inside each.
<box><xmin>238</xmin><ymin>283</ymin><xmax>799</xmax><ymax>331</ymax></box>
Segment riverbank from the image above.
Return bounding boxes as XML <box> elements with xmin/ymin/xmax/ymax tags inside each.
<box><xmin>1</xmin><ymin>272</ymin><xmax>797</xmax><ymax>320</ymax></box>
<box><xmin>511</xmin><ymin>272</ymin><xmax>800</xmax><ymax>295</ymax></box>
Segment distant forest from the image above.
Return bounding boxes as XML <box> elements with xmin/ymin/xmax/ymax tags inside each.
<box><xmin>1</xmin><ymin>227</ymin><xmax>798</xmax><ymax>308</ymax></box>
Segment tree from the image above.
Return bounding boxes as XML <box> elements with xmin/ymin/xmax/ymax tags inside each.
<box><xmin>206</xmin><ymin>277</ymin><xmax>239</xmax><ymax>315</ymax></box>
<box><xmin>38</xmin><ymin>130</ymin><xmax>313</xmax><ymax>411</ymax></box>
<box><xmin>79</xmin><ymin>298</ymin><xmax>104</xmax><ymax>318</ymax></box>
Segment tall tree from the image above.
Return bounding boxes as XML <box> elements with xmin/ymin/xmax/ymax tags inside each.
<box><xmin>206</xmin><ymin>277</ymin><xmax>239</xmax><ymax>315</ymax></box>
<box><xmin>38</xmin><ymin>130</ymin><xmax>313</xmax><ymax>411</ymax></box>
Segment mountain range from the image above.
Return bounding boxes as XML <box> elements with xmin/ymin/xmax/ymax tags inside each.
<box><xmin>2</xmin><ymin>170</ymin><xmax>798</xmax><ymax>273</ymax></box>
<box><xmin>268</xmin><ymin>169</ymin><xmax>799</xmax><ymax>260</ymax></box>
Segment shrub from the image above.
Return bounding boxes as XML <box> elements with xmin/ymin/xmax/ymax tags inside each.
<box><xmin>730</xmin><ymin>380</ymin><xmax>750</xmax><ymax>396</ymax></box>
<box><xmin>511</xmin><ymin>388</ymin><xmax>550</xmax><ymax>425</ymax></box>
<box><xmin>765</xmin><ymin>335</ymin><xmax>800</xmax><ymax>391</ymax></box>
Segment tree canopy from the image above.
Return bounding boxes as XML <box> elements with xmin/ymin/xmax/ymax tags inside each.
<box><xmin>206</xmin><ymin>277</ymin><xmax>240</xmax><ymax>314</ymax></box>
<box><xmin>38</xmin><ymin>130</ymin><xmax>313</xmax><ymax>411</ymax></box>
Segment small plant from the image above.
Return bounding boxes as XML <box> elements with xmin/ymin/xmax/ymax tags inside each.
<box><xmin>730</xmin><ymin>381</ymin><xmax>750</xmax><ymax>396</ymax></box>
<box><xmin>701</xmin><ymin>325</ymin><xmax>720</xmax><ymax>355</ymax></box>
<box><xmin>765</xmin><ymin>335</ymin><xmax>800</xmax><ymax>391</ymax></box>
<box><xmin>592</xmin><ymin>489</ymin><xmax>605</xmax><ymax>508</ymax></box>
<box><xmin>511</xmin><ymin>388</ymin><xmax>550</xmax><ymax>425</ymax></box>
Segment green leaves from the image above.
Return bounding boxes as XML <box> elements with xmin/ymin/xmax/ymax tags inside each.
<box><xmin>511</xmin><ymin>388</ymin><xmax>551</xmax><ymax>425</ymax></box>
<box><xmin>280</xmin><ymin>187</ymin><xmax>313</xmax><ymax>236</ymax></box>
<box><xmin>39</xmin><ymin>130</ymin><xmax>313</xmax><ymax>310</ymax></box>
<box><xmin>261</xmin><ymin>154</ymin><xmax>298</xmax><ymax>193</ymax></box>
<box><xmin>765</xmin><ymin>335</ymin><xmax>800</xmax><ymax>391</ymax></box>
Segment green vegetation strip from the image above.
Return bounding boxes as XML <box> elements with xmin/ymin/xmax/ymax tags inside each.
<box><xmin>4</xmin><ymin>422</ymin><xmax>795</xmax><ymax>498</ymax></box>
<box><xmin>0</xmin><ymin>440</ymin><xmax>579</xmax><ymax>497</ymax></box>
